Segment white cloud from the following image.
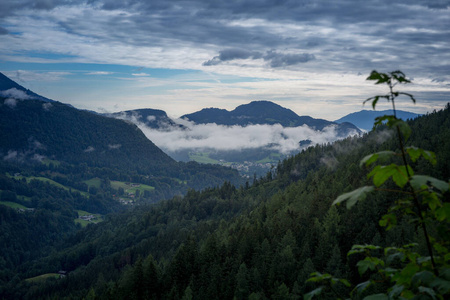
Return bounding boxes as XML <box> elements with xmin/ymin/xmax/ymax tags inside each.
<box><xmin>42</xmin><ymin>102</ymin><xmax>53</xmax><ymax>110</ymax></box>
<box><xmin>1</xmin><ymin>88</ymin><xmax>31</xmax><ymax>100</ymax></box>
<box><xmin>137</xmin><ymin>119</ymin><xmax>356</xmax><ymax>155</ymax></box>
<box><xmin>108</xmin><ymin>144</ymin><xmax>121</xmax><ymax>149</ymax></box>
<box><xmin>3</xmin><ymin>70</ymin><xmax>70</xmax><ymax>82</ymax></box>
<box><xmin>84</xmin><ymin>146</ymin><xmax>95</xmax><ymax>152</ymax></box>
<box><xmin>4</xmin><ymin>98</ymin><xmax>18</xmax><ymax>108</ymax></box>
<box><xmin>0</xmin><ymin>0</ymin><xmax>448</xmax><ymax>118</ymax></box>
<box><xmin>3</xmin><ymin>150</ymin><xmax>18</xmax><ymax>161</ymax></box>
<box><xmin>87</xmin><ymin>71</ymin><xmax>114</xmax><ymax>75</ymax></box>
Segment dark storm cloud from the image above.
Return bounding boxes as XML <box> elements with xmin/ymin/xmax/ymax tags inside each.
<box><xmin>1</xmin><ymin>0</ymin><xmax>449</xmax><ymax>77</ymax></box>
<box><xmin>203</xmin><ymin>49</ymin><xmax>263</xmax><ymax>66</ymax></box>
<box><xmin>88</xmin><ymin>0</ymin><xmax>447</xmax><ymax>74</ymax></box>
<box><xmin>203</xmin><ymin>49</ymin><xmax>315</xmax><ymax>68</ymax></box>
<box><xmin>0</xmin><ymin>0</ymin><xmax>68</xmax><ymax>17</ymax></box>
<box><xmin>264</xmin><ymin>51</ymin><xmax>315</xmax><ymax>68</ymax></box>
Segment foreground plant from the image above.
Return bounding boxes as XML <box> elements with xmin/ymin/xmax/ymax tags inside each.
<box><xmin>305</xmin><ymin>71</ymin><xmax>450</xmax><ymax>299</ymax></box>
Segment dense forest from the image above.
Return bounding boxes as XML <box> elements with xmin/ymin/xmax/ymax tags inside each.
<box><xmin>1</xmin><ymin>100</ymin><xmax>448</xmax><ymax>299</ymax></box>
<box><xmin>0</xmin><ymin>95</ymin><xmax>244</xmax><ymax>297</ymax></box>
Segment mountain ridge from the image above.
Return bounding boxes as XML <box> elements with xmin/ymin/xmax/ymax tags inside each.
<box><xmin>0</xmin><ymin>72</ymin><xmax>55</xmax><ymax>103</ymax></box>
<box><xmin>181</xmin><ymin>100</ymin><xmax>361</xmax><ymax>136</ymax></box>
<box><xmin>106</xmin><ymin>108</ymin><xmax>184</xmax><ymax>130</ymax></box>
<box><xmin>335</xmin><ymin>109</ymin><xmax>421</xmax><ymax>131</ymax></box>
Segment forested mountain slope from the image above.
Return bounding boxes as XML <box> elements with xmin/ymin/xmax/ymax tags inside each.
<box><xmin>0</xmin><ymin>98</ymin><xmax>175</xmax><ymax>172</ymax></box>
<box><xmin>6</xmin><ymin>104</ymin><xmax>448</xmax><ymax>299</ymax></box>
<box><xmin>0</xmin><ymin>95</ymin><xmax>243</xmax><ymax>295</ymax></box>
<box><xmin>0</xmin><ymin>96</ymin><xmax>241</xmax><ymax>186</ymax></box>
<box><xmin>0</xmin><ymin>72</ymin><xmax>55</xmax><ymax>102</ymax></box>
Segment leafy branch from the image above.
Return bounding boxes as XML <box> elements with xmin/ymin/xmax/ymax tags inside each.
<box><xmin>305</xmin><ymin>71</ymin><xmax>450</xmax><ymax>299</ymax></box>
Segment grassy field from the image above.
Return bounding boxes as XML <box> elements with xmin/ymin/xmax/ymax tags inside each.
<box><xmin>25</xmin><ymin>273</ymin><xmax>60</xmax><ymax>282</ymax></box>
<box><xmin>75</xmin><ymin>210</ymin><xmax>103</xmax><ymax>227</ymax></box>
<box><xmin>83</xmin><ymin>178</ymin><xmax>102</xmax><ymax>189</ymax></box>
<box><xmin>189</xmin><ymin>152</ymin><xmax>221</xmax><ymax>164</ymax></box>
<box><xmin>41</xmin><ymin>158</ymin><xmax>61</xmax><ymax>167</ymax></box>
<box><xmin>0</xmin><ymin>201</ymin><xmax>28</xmax><ymax>209</ymax></box>
<box><xmin>10</xmin><ymin>175</ymin><xmax>89</xmax><ymax>197</ymax></box>
<box><xmin>111</xmin><ymin>181</ymin><xmax>155</xmax><ymax>194</ymax></box>
<box><xmin>17</xmin><ymin>195</ymin><xmax>32</xmax><ymax>203</ymax></box>
<box><xmin>256</xmin><ymin>153</ymin><xmax>283</xmax><ymax>164</ymax></box>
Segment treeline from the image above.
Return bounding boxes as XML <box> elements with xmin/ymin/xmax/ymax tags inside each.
<box><xmin>4</xmin><ymin>104</ymin><xmax>448</xmax><ymax>299</ymax></box>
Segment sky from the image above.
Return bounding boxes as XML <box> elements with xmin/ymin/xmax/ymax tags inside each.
<box><xmin>0</xmin><ymin>0</ymin><xmax>449</xmax><ymax>121</ymax></box>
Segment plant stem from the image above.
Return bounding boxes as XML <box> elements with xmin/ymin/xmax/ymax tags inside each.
<box><xmin>391</xmin><ymin>95</ymin><xmax>438</xmax><ymax>276</ymax></box>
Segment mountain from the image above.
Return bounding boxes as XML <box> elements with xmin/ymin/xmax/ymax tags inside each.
<box><xmin>335</xmin><ymin>109</ymin><xmax>421</xmax><ymax>131</ymax></box>
<box><xmin>0</xmin><ymin>72</ymin><xmax>242</xmax><ymax>193</ymax></box>
<box><xmin>0</xmin><ymin>74</ymin><xmax>244</xmax><ymax>288</ymax></box>
<box><xmin>0</xmin><ymin>96</ymin><xmax>241</xmax><ymax>183</ymax></box>
<box><xmin>106</xmin><ymin>108</ymin><xmax>184</xmax><ymax>130</ymax></box>
<box><xmin>6</xmin><ymin>104</ymin><xmax>448</xmax><ymax>299</ymax></box>
<box><xmin>182</xmin><ymin>100</ymin><xmax>361</xmax><ymax>136</ymax></box>
<box><xmin>0</xmin><ymin>72</ymin><xmax>55</xmax><ymax>102</ymax></box>
<box><xmin>0</xmin><ymin>98</ymin><xmax>175</xmax><ymax>172</ymax></box>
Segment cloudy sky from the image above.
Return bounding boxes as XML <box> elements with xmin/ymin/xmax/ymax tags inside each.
<box><xmin>1</xmin><ymin>0</ymin><xmax>449</xmax><ymax>120</ymax></box>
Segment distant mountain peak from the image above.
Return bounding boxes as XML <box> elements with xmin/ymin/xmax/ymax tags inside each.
<box><xmin>106</xmin><ymin>108</ymin><xmax>184</xmax><ymax>130</ymax></box>
<box><xmin>181</xmin><ymin>100</ymin><xmax>361</xmax><ymax>136</ymax></box>
<box><xmin>335</xmin><ymin>109</ymin><xmax>421</xmax><ymax>131</ymax></box>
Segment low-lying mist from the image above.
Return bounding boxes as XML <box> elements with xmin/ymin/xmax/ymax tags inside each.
<box><xmin>122</xmin><ymin>115</ymin><xmax>360</xmax><ymax>157</ymax></box>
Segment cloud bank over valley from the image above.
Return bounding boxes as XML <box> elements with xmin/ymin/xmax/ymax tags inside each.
<box><xmin>115</xmin><ymin>112</ymin><xmax>360</xmax><ymax>162</ymax></box>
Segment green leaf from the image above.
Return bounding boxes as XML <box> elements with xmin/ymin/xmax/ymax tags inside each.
<box><xmin>367</xmin><ymin>70</ymin><xmax>390</xmax><ymax>85</ymax></box>
<box><xmin>304</xmin><ymin>287</ymin><xmax>323</xmax><ymax>300</ymax></box>
<box><xmin>392</xmin><ymin>165</ymin><xmax>414</xmax><ymax>188</ymax></box>
<box><xmin>348</xmin><ymin>244</ymin><xmax>382</xmax><ymax>256</ymax></box>
<box><xmin>406</xmin><ymin>147</ymin><xmax>436</xmax><ymax>164</ymax></box>
<box><xmin>411</xmin><ymin>271</ymin><xmax>434</xmax><ymax>287</ymax></box>
<box><xmin>355</xmin><ymin>280</ymin><xmax>372</xmax><ymax>295</ymax></box>
<box><xmin>364</xmin><ymin>95</ymin><xmax>390</xmax><ymax>109</ymax></box>
<box><xmin>435</xmin><ymin>203</ymin><xmax>450</xmax><ymax>221</ymax></box>
<box><xmin>332</xmin><ymin>186</ymin><xmax>374</xmax><ymax>209</ymax></box>
<box><xmin>374</xmin><ymin>116</ymin><xmax>411</xmax><ymax>140</ymax></box>
<box><xmin>393</xmin><ymin>263</ymin><xmax>420</xmax><ymax>285</ymax></box>
<box><xmin>363</xmin><ymin>293</ymin><xmax>389</xmax><ymax>300</ymax></box>
<box><xmin>368</xmin><ymin>256</ymin><xmax>385</xmax><ymax>267</ymax></box>
<box><xmin>379</xmin><ymin>213</ymin><xmax>397</xmax><ymax>230</ymax></box>
<box><xmin>430</xmin><ymin>277</ymin><xmax>450</xmax><ymax>294</ymax></box>
<box><xmin>390</xmin><ymin>70</ymin><xmax>410</xmax><ymax>84</ymax></box>
<box><xmin>360</xmin><ymin>151</ymin><xmax>396</xmax><ymax>167</ymax></box>
<box><xmin>388</xmin><ymin>284</ymin><xmax>404</xmax><ymax>298</ymax></box>
<box><xmin>374</xmin><ymin>115</ymin><xmax>395</xmax><ymax>127</ymax></box>
<box><xmin>368</xmin><ymin>165</ymin><xmax>396</xmax><ymax>187</ymax></box>
<box><xmin>418</xmin><ymin>286</ymin><xmax>436</xmax><ymax>299</ymax></box>
<box><xmin>339</xmin><ymin>278</ymin><xmax>351</xmax><ymax>287</ymax></box>
<box><xmin>390</xmin><ymin>118</ymin><xmax>412</xmax><ymax>141</ymax></box>
<box><xmin>306</xmin><ymin>272</ymin><xmax>326</xmax><ymax>282</ymax></box>
<box><xmin>368</xmin><ymin>164</ymin><xmax>414</xmax><ymax>188</ymax></box>
<box><xmin>421</xmin><ymin>191</ymin><xmax>441</xmax><ymax>211</ymax></box>
<box><xmin>357</xmin><ymin>258</ymin><xmax>376</xmax><ymax>276</ymax></box>
<box><xmin>410</xmin><ymin>175</ymin><xmax>449</xmax><ymax>192</ymax></box>
<box><xmin>386</xmin><ymin>250</ymin><xmax>404</xmax><ymax>264</ymax></box>
<box><xmin>398</xmin><ymin>92</ymin><xmax>416</xmax><ymax>104</ymax></box>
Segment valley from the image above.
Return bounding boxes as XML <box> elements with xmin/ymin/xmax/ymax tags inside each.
<box><xmin>0</xmin><ymin>72</ymin><xmax>448</xmax><ymax>299</ymax></box>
